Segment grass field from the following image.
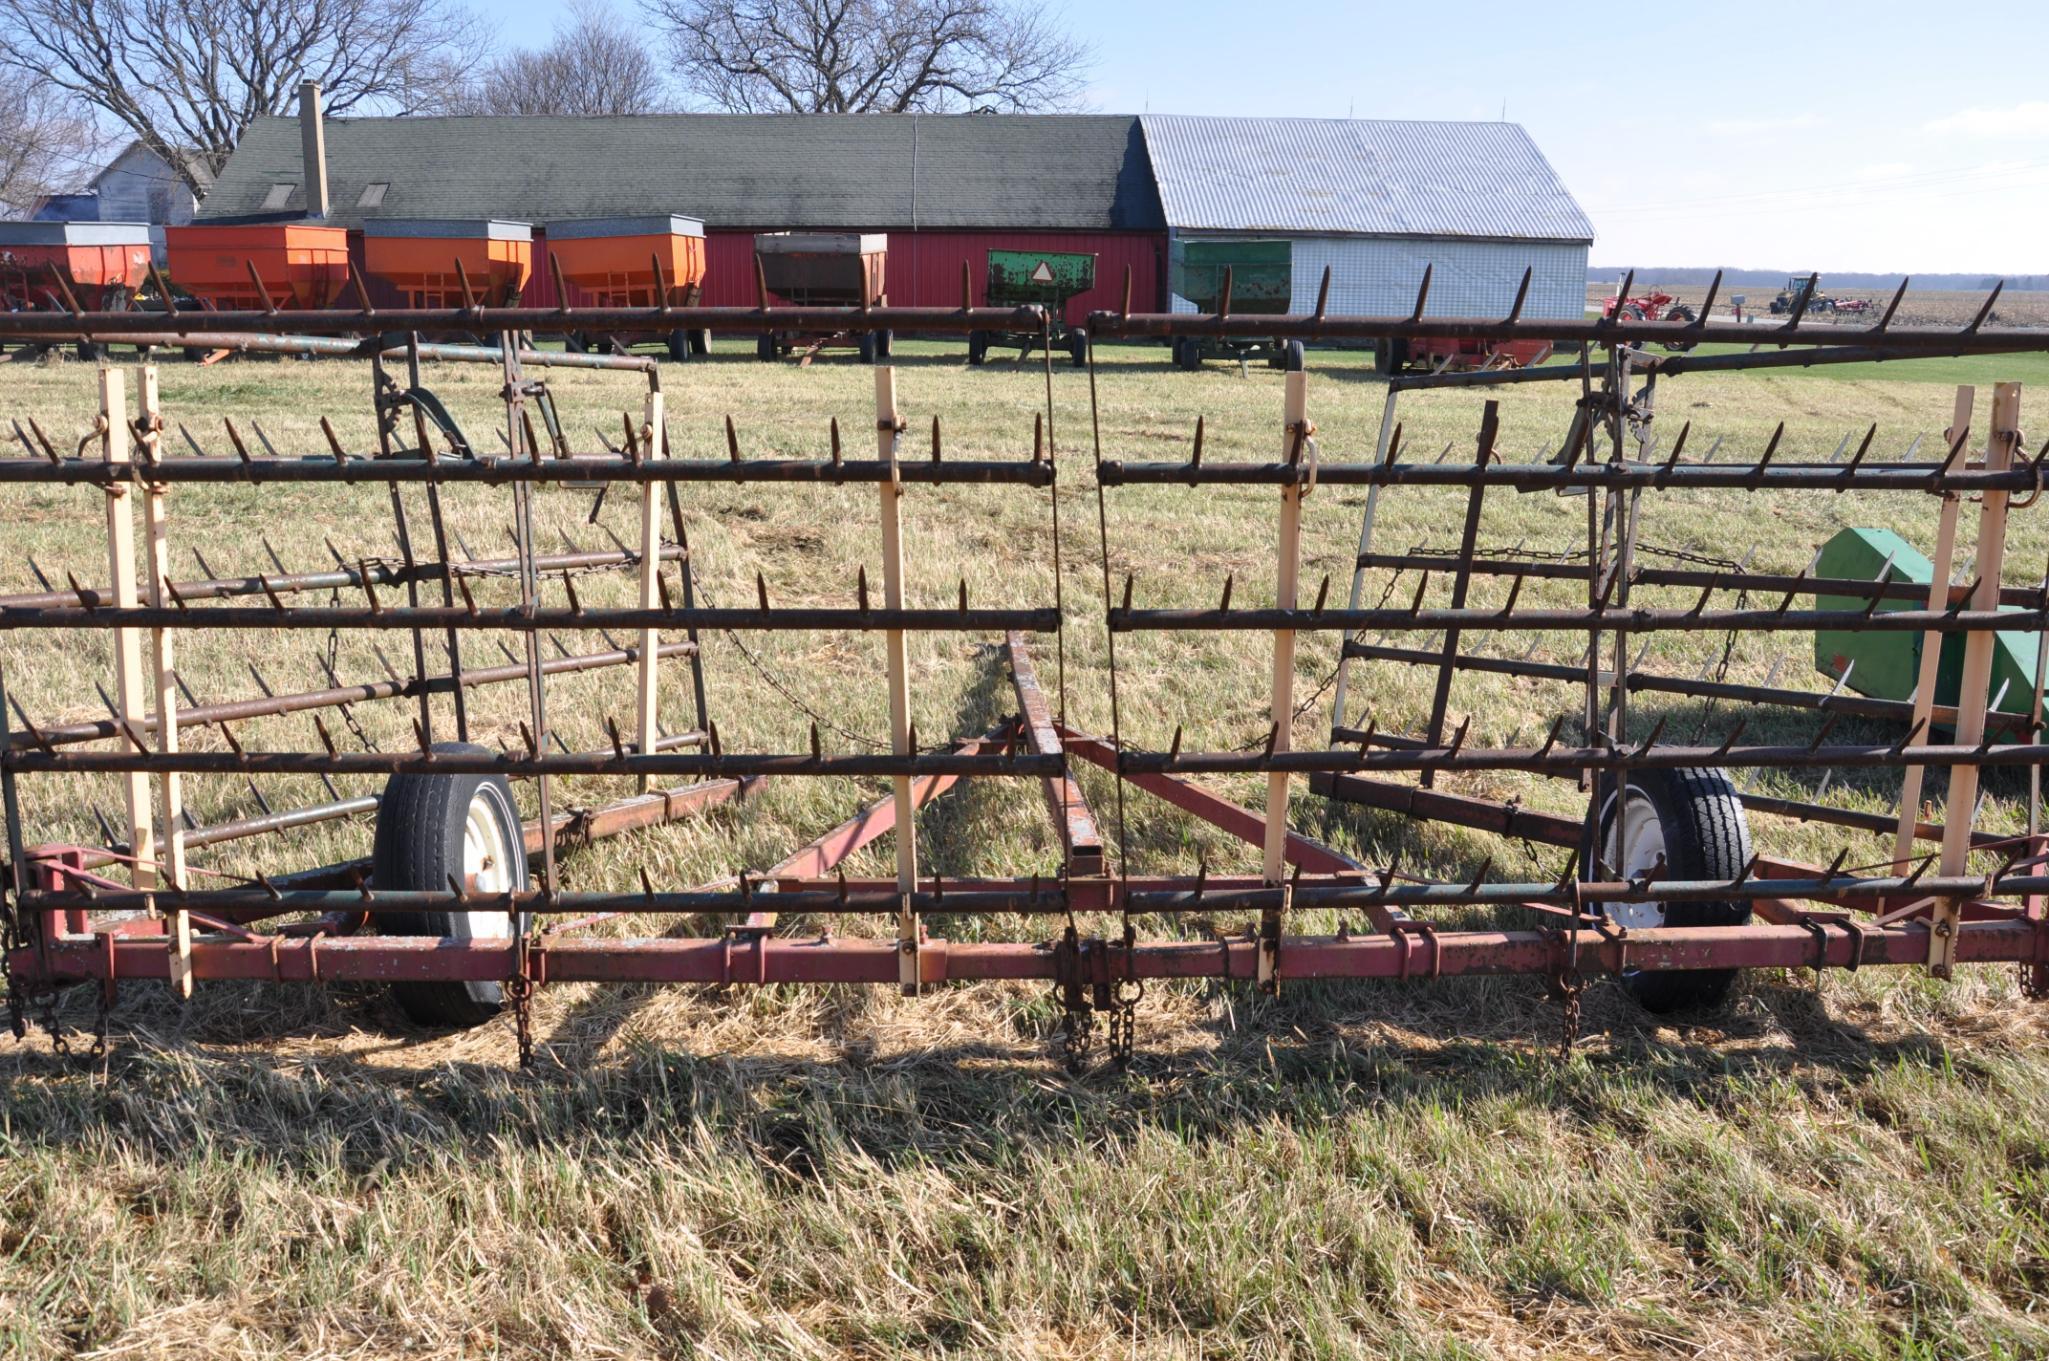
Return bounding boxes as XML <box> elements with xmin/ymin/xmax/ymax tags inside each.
<box><xmin>3</xmin><ymin>336</ymin><xmax>2049</xmax><ymax>1359</ymax></box>
<box><xmin>1584</xmin><ymin>280</ymin><xmax>2049</xmax><ymax>331</ymax></box>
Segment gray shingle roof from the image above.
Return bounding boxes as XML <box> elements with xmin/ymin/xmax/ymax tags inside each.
<box><xmin>201</xmin><ymin>113</ymin><xmax>1165</xmax><ymax>231</ymax></box>
<box><xmin>1140</xmin><ymin>116</ymin><xmax>1593</xmax><ymax>243</ymax></box>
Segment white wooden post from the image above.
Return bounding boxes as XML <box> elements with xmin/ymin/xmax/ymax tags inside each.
<box><xmin>633</xmin><ymin>387</ymin><xmax>666</xmax><ymax>791</ymax></box>
<box><xmin>136</xmin><ymin>366</ymin><xmax>190</xmax><ymax>994</ymax></box>
<box><xmin>100</xmin><ymin>368</ymin><xmax>156</xmax><ymax>896</ymax></box>
<box><xmin>876</xmin><ymin>367</ymin><xmax>920</xmax><ymax>993</ymax></box>
<box><xmin>1259</xmin><ymin>373</ymin><xmax>1309</xmax><ymax>990</ymax></box>
<box><xmin>1895</xmin><ymin>385</ymin><xmax>1973</xmax><ymax>870</ymax></box>
<box><xmin>1932</xmin><ymin>381</ymin><xmax>2019</xmax><ymax>975</ymax></box>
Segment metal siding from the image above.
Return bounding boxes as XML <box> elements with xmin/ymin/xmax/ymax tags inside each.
<box><xmin>1167</xmin><ymin>233</ymin><xmax>1585</xmax><ymax>320</ymax></box>
<box><xmin>1141</xmin><ymin>116</ymin><xmax>1594</xmax><ymax>243</ymax></box>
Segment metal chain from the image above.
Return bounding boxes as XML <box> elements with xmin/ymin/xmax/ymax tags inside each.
<box><xmin>1558</xmin><ymin>973</ymin><xmax>1584</xmax><ymax>1056</ymax></box>
<box><xmin>1057</xmin><ymin>994</ymin><xmax>1094</xmax><ymax>1074</ymax></box>
<box><xmin>506</xmin><ymin>971</ymin><xmax>534</xmax><ymax>1067</ymax></box>
<box><xmin>0</xmin><ymin>885</ymin><xmax>26</xmax><ymax>1042</ymax></box>
<box><xmin>88</xmin><ymin>987</ymin><xmax>108</xmax><ymax>1066</ymax></box>
<box><xmin>1106</xmin><ymin>979</ymin><xmax>1142</xmax><ymax>1067</ymax></box>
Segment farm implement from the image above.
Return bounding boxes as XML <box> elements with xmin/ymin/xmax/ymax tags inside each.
<box><xmin>3</xmin><ymin>266</ymin><xmax>2049</xmax><ymax>1071</ymax></box>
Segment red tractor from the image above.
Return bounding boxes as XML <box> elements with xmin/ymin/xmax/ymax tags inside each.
<box><xmin>1601</xmin><ymin>290</ymin><xmax>1697</xmax><ymax>323</ymax></box>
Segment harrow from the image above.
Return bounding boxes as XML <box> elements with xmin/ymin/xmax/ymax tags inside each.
<box><xmin>2</xmin><ymin>263</ymin><xmax>2047</xmax><ymax>1071</ymax></box>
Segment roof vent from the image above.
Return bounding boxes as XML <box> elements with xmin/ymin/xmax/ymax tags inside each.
<box><xmin>260</xmin><ymin>183</ymin><xmax>294</xmax><ymax>211</ymax></box>
<box><xmin>357</xmin><ymin>182</ymin><xmax>389</xmax><ymax>209</ymax></box>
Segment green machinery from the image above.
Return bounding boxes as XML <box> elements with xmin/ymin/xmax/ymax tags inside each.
<box><xmin>1167</xmin><ymin>238</ymin><xmax>1302</xmax><ymax>372</ymax></box>
<box><xmin>967</xmin><ymin>249</ymin><xmax>1095</xmax><ymax>367</ymax></box>
<box><xmin>1813</xmin><ymin>527</ymin><xmax>2039</xmax><ymax>724</ymax></box>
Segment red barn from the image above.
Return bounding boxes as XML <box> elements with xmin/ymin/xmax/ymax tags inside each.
<box><xmin>200</xmin><ymin>112</ymin><xmax>1168</xmax><ymax>320</ymax></box>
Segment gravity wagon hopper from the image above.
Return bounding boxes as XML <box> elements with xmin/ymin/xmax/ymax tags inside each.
<box><xmin>3</xmin><ymin>277</ymin><xmax>2048</xmax><ymax>1072</ymax></box>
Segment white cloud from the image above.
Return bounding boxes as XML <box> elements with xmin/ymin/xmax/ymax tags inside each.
<box><xmin>1856</xmin><ymin>161</ymin><xmax>1913</xmax><ymax>180</ymax></box>
<box><xmin>1926</xmin><ymin>101</ymin><xmax>2049</xmax><ymax>137</ymax></box>
<box><xmin>1704</xmin><ymin>113</ymin><xmax>1820</xmax><ymax>137</ymax></box>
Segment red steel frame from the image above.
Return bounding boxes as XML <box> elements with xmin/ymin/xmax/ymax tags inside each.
<box><xmin>4</xmin><ymin>267</ymin><xmax>2048</xmax><ymax>1067</ymax></box>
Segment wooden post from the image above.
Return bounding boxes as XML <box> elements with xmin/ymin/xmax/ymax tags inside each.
<box><xmin>1259</xmin><ymin>372</ymin><xmax>1309</xmax><ymax>990</ymax></box>
<box><xmin>136</xmin><ymin>366</ymin><xmax>190</xmax><ymax>994</ymax></box>
<box><xmin>1895</xmin><ymin>385</ymin><xmax>1974</xmax><ymax>871</ymax></box>
<box><xmin>100</xmin><ymin>368</ymin><xmax>156</xmax><ymax>897</ymax></box>
<box><xmin>876</xmin><ymin>366</ymin><xmax>919</xmax><ymax>993</ymax></box>
<box><xmin>632</xmin><ymin>387</ymin><xmax>666</xmax><ymax>791</ymax></box>
<box><xmin>1932</xmin><ymin>381</ymin><xmax>2019</xmax><ymax>975</ymax></box>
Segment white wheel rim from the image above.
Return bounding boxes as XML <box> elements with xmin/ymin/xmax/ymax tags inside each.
<box><xmin>1605</xmin><ymin>787</ymin><xmax>1668</xmax><ymax>931</ymax></box>
<box><xmin>453</xmin><ymin>790</ymin><xmax>514</xmax><ymax>940</ymax></box>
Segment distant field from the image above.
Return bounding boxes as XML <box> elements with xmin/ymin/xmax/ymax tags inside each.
<box><xmin>1585</xmin><ymin>279</ymin><xmax>2049</xmax><ymax>330</ymax></box>
<box><xmin>4</xmin><ymin>338</ymin><xmax>2049</xmax><ymax>1359</ymax></box>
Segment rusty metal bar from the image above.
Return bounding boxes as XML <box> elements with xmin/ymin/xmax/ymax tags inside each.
<box><xmin>1006</xmin><ymin>634</ymin><xmax>1102</xmax><ymax>876</ymax></box>
<box><xmin>0</xmin><ymin>457</ymin><xmax>1057</xmax><ymax>487</ymax></box>
<box><xmin>1097</xmin><ymin>458</ymin><xmax>2048</xmax><ymax>494</ymax></box>
<box><xmin>4</xmin><ymin>603</ymin><xmax>1062</xmax><ymax>632</ymax></box>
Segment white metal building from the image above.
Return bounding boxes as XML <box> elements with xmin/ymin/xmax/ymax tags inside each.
<box><xmin>1139</xmin><ymin>116</ymin><xmax>1592</xmax><ymax>319</ymax></box>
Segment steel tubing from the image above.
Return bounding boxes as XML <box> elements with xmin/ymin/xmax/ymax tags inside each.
<box><xmin>1112</xmin><ymin>605</ymin><xmax>2035</xmax><ymax>634</ymax></box>
<box><xmin>1086</xmin><ymin>309</ymin><xmax>2049</xmax><ymax>353</ymax></box>
<box><xmin>9</xmin><ymin>640</ymin><xmax>700</xmax><ymax>750</ymax></box>
<box><xmin>1117</xmin><ymin>741</ymin><xmax>2049</xmax><ymax>776</ymax></box>
<box><xmin>1097</xmin><ymin>458</ymin><xmax>2049</xmax><ymax>494</ymax></box>
<box><xmin>3</xmin><ymin>748</ymin><xmax>1065</xmax><ymax>779</ymax></box>
<box><xmin>10</xmin><ymin>920</ymin><xmax>2042</xmax><ymax>987</ymax></box>
<box><xmin>0</xmin><ymin>303</ymin><xmax>1048</xmax><ymax>339</ymax></box>
<box><xmin>0</xmin><ymin>547</ymin><xmax>683</xmax><ymax>612</ymax></box>
<box><xmin>2</xmin><ymin>604</ymin><xmax>1062</xmax><ymax>633</ymax></box>
<box><xmin>0</xmin><ymin>456</ymin><xmax>1057</xmax><ymax>488</ymax></box>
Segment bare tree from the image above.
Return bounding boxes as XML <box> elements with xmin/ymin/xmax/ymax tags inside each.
<box><xmin>0</xmin><ymin>0</ymin><xmax>484</xmax><ymax>199</ymax></box>
<box><xmin>446</xmin><ymin>0</ymin><xmax>673</xmax><ymax>116</ymax></box>
<box><xmin>0</xmin><ymin>85</ymin><xmax>100</xmax><ymax>218</ymax></box>
<box><xmin>643</xmin><ymin>0</ymin><xmax>1090</xmax><ymax>114</ymax></box>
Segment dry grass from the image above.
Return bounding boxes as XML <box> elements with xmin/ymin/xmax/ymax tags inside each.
<box><xmin>3</xmin><ymin>338</ymin><xmax>2049</xmax><ymax>1358</ymax></box>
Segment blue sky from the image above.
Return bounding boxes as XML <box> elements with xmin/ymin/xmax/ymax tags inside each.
<box><xmin>486</xmin><ymin>0</ymin><xmax>2049</xmax><ymax>274</ymax></box>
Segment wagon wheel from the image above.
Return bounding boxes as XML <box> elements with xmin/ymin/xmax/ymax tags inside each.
<box><xmin>374</xmin><ymin>743</ymin><xmax>532</xmax><ymax>1029</ymax></box>
<box><xmin>876</xmin><ymin>329</ymin><xmax>893</xmax><ymax>359</ymax></box>
<box><xmin>857</xmin><ymin>332</ymin><xmax>878</xmax><ymax>364</ymax></box>
<box><xmin>1068</xmin><ymin>327</ymin><xmax>1089</xmax><ymax>369</ymax></box>
<box><xmin>665</xmin><ymin>328</ymin><xmax>691</xmax><ymax>363</ymax></box>
<box><xmin>967</xmin><ymin>330</ymin><xmax>988</xmax><ymax>366</ymax></box>
<box><xmin>1375</xmin><ymin>338</ymin><xmax>1406</xmax><ymax>375</ymax></box>
<box><xmin>1598</xmin><ymin>765</ymin><xmax>1752</xmax><ymax>1014</ymax></box>
<box><xmin>688</xmin><ymin>329</ymin><xmax>710</xmax><ymax>356</ymax></box>
<box><xmin>756</xmin><ymin>332</ymin><xmax>778</xmax><ymax>362</ymax></box>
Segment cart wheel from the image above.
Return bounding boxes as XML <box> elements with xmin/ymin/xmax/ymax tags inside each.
<box><xmin>374</xmin><ymin>744</ymin><xmax>531</xmax><ymax>1029</ymax></box>
<box><xmin>1281</xmin><ymin>339</ymin><xmax>1305</xmax><ymax>372</ymax></box>
<box><xmin>1068</xmin><ymin>327</ymin><xmax>1089</xmax><ymax>368</ymax></box>
<box><xmin>75</xmin><ymin>341</ymin><xmax>103</xmax><ymax>363</ymax></box>
<box><xmin>756</xmin><ymin>332</ymin><xmax>777</xmax><ymax>362</ymax></box>
<box><xmin>666</xmin><ymin>328</ymin><xmax>690</xmax><ymax>363</ymax></box>
<box><xmin>1172</xmin><ymin>337</ymin><xmax>1200</xmax><ymax>370</ymax></box>
<box><xmin>689</xmin><ymin>329</ymin><xmax>710</xmax><ymax>356</ymax></box>
<box><xmin>967</xmin><ymin>330</ymin><xmax>988</xmax><ymax>365</ymax></box>
<box><xmin>1598</xmin><ymin>765</ymin><xmax>1752</xmax><ymax>1014</ymax></box>
<box><xmin>858</xmin><ymin>332</ymin><xmax>878</xmax><ymax>364</ymax></box>
<box><xmin>1375</xmin><ymin>338</ymin><xmax>1406</xmax><ymax>375</ymax></box>
<box><xmin>876</xmin><ymin>329</ymin><xmax>893</xmax><ymax>358</ymax></box>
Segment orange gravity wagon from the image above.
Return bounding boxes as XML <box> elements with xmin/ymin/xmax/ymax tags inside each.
<box><xmin>164</xmin><ymin>222</ymin><xmax>352</xmax><ymax>311</ymax></box>
<box><xmin>546</xmin><ymin>215</ymin><xmax>709</xmax><ymax>361</ymax></box>
<box><xmin>0</xmin><ymin>222</ymin><xmax>154</xmax><ymax>313</ymax></box>
<box><xmin>361</xmin><ymin>218</ymin><xmax>533</xmax><ymax>308</ymax></box>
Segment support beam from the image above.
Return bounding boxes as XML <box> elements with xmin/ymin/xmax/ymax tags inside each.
<box><xmin>136</xmin><ymin>366</ymin><xmax>189</xmax><ymax>995</ymax></box>
<box><xmin>876</xmin><ymin>367</ymin><xmax>919</xmax><ymax>993</ymax></box>
<box><xmin>1005</xmin><ymin>633</ymin><xmax>1103</xmax><ymax>876</ymax></box>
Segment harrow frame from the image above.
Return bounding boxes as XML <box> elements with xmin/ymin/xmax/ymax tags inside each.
<box><xmin>4</xmin><ymin>264</ymin><xmax>2048</xmax><ymax>1067</ymax></box>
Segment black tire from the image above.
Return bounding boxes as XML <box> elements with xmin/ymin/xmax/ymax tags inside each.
<box><xmin>1280</xmin><ymin>339</ymin><xmax>1305</xmax><ymax>372</ymax></box>
<box><xmin>756</xmin><ymin>332</ymin><xmax>778</xmax><ymax>362</ymax></box>
<box><xmin>857</xmin><ymin>332</ymin><xmax>878</xmax><ymax>364</ymax></box>
<box><xmin>373</xmin><ymin>743</ymin><xmax>531</xmax><ymax>1029</ymax></box>
<box><xmin>688</xmin><ymin>329</ymin><xmax>710</xmax><ymax>356</ymax></box>
<box><xmin>1173</xmin><ymin>337</ymin><xmax>1202</xmax><ymax>370</ymax></box>
<box><xmin>876</xmin><ymin>329</ymin><xmax>892</xmax><ymax>358</ymax></box>
<box><xmin>182</xmin><ymin>346</ymin><xmax>207</xmax><ymax>363</ymax></box>
<box><xmin>666</xmin><ymin>328</ymin><xmax>690</xmax><ymax>362</ymax></box>
<box><xmin>1375</xmin><ymin>338</ymin><xmax>1407</xmax><ymax>375</ymax></box>
<box><xmin>967</xmin><ymin>330</ymin><xmax>988</xmax><ymax>365</ymax></box>
<box><xmin>75</xmin><ymin>341</ymin><xmax>102</xmax><ymax>363</ymax></box>
<box><xmin>1598</xmin><ymin>765</ymin><xmax>1752</xmax><ymax>1014</ymax></box>
<box><xmin>1068</xmin><ymin>327</ymin><xmax>1088</xmax><ymax>368</ymax></box>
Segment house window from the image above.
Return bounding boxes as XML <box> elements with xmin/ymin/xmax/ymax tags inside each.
<box><xmin>260</xmin><ymin>183</ymin><xmax>294</xmax><ymax>211</ymax></box>
<box><xmin>357</xmin><ymin>182</ymin><xmax>388</xmax><ymax>208</ymax></box>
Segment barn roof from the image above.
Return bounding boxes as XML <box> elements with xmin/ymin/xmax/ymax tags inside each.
<box><xmin>1139</xmin><ymin>116</ymin><xmax>1593</xmax><ymax>243</ymax></box>
<box><xmin>200</xmin><ymin>113</ymin><xmax>1166</xmax><ymax>232</ymax></box>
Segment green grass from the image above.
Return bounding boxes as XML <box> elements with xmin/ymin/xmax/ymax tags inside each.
<box><xmin>2</xmin><ymin>337</ymin><xmax>2048</xmax><ymax>1358</ymax></box>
